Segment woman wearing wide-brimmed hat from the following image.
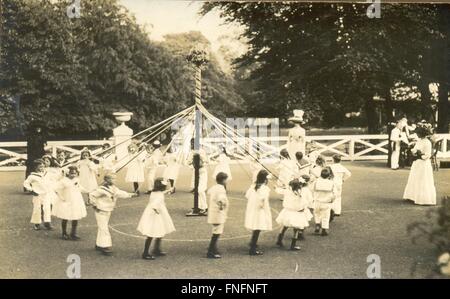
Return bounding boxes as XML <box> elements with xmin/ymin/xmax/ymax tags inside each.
<box><xmin>287</xmin><ymin>110</ymin><xmax>306</xmax><ymax>160</ymax></box>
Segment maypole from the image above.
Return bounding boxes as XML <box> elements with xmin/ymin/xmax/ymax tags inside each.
<box><xmin>186</xmin><ymin>47</ymin><xmax>209</xmax><ymax>217</ymax></box>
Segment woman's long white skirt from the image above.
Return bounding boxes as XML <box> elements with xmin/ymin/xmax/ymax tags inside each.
<box><xmin>403</xmin><ymin>159</ymin><xmax>436</xmax><ymax>205</ymax></box>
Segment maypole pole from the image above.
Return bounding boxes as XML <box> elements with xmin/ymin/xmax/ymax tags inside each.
<box><xmin>186</xmin><ymin>47</ymin><xmax>209</xmax><ymax>217</ymax></box>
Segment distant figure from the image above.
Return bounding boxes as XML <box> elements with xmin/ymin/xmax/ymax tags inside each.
<box><xmin>310</xmin><ymin>155</ymin><xmax>327</xmax><ymax>181</ymax></box>
<box><xmin>125</xmin><ymin>143</ymin><xmax>145</xmax><ymax>194</ymax></box>
<box><xmin>390</xmin><ymin>119</ymin><xmax>409</xmax><ymax>170</ymax></box>
<box><xmin>162</xmin><ymin>147</ymin><xmax>180</xmax><ymax>194</ymax></box>
<box><xmin>276</xmin><ymin>149</ymin><xmax>296</xmax><ymax>190</ymax></box>
<box><xmin>287</xmin><ymin>110</ymin><xmax>306</xmax><ymax>160</ymax></box>
<box><xmin>144</xmin><ymin>140</ymin><xmax>163</xmax><ymax>194</ymax></box>
<box><xmin>25</xmin><ymin>122</ymin><xmax>47</xmax><ymax>178</ymax></box>
<box><xmin>213</xmin><ymin>147</ymin><xmax>232</xmax><ymax>182</ymax></box>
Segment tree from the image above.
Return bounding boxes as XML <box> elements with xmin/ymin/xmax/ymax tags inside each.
<box><xmin>0</xmin><ymin>0</ymin><xmax>216</xmax><ymax>139</ymax></box>
<box><xmin>161</xmin><ymin>31</ymin><xmax>244</xmax><ymax>118</ymax></box>
<box><xmin>201</xmin><ymin>2</ymin><xmax>449</xmax><ymax>133</ymax></box>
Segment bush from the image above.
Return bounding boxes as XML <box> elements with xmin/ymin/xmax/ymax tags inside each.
<box><xmin>408</xmin><ymin>196</ymin><xmax>450</xmax><ymax>277</ymax></box>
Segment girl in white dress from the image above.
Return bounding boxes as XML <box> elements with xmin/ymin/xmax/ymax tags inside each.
<box><xmin>213</xmin><ymin>148</ymin><xmax>232</xmax><ymax>182</ymax></box>
<box><xmin>144</xmin><ymin>141</ymin><xmax>163</xmax><ymax>193</ymax></box>
<box><xmin>77</xmin><ymin>148</ymin><xmax>98</xmax><ymax>193</ymax></box>
<box><xmin>403</xmin><ymin>127</ymin><xmax>436</xmax><ymax>205</ymax></box>
<box><xmin>54</xmin><ymin>151</ymin><xmax>67</xmax><ymax>169</ymax></box>
<box><xmin>245</xmin><ymin>170</ymin><xmax>272</xmax><ymax>256</ymax></box>
<box><xmin>329</xmin><ymin>154</ymin><xmax>351</xmax><ymax>216</ymax></box>
<box><xmin>53</xmin><ymin>166</ymin><xmax>88</xmax><ymax>240</ymax></box>
<box><xmin>99</xmin><ymin>143</ymin><xmax>116</xmax><ymax>175</ymax></box>
<box><xmin>275</xmin><ymin>178</ymin><xmax>313</xmax><ymax>250</ymax></box>
<box><xmin>163</xmin><ymin>149</ymin><xmax>180</xmax><ymax>194</ymax></box>
<box><xmin>206</xmin><ymin>172</ymin><xmax>229</xmax><ymax>259</ymax></box>
<box><xmin>276</xmin><ymin>149</ymin><xmax>296</xmax><ymax>190</ymax></box>
<box><xmin>125</xmin><ymin>143</ymin><xmax>145</xmax><ymax>194</ymax></box>
<box><xmin>137</xmin><ymin>178</ymin><xmax>175</xmax><ymax>260</ymax></box>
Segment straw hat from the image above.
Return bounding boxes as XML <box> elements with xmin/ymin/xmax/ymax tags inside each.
<box><xmin>288</xmin><ymin>109</ymin><xmax>305</xmax><ymax>123</ymax></box>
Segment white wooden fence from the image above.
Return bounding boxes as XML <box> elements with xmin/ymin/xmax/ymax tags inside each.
<box><xmin>1</xmin><ymin>134</ymin><xmax>449</xmax><ymax>171</ymax></box>
<box><xmin>0</xmin><ymin>140</ymin><xmax>109</xmax><ymax>171</ymax></box>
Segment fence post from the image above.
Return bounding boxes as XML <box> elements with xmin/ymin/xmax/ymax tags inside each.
<box><xmin>442</xmin><ymin>136</ymin><xmax>447</xmax><ymax>156</ymax></box>
<box><xmin>349</xmin><ymin>138</ymin><xmax>355</xmax><ymax>161</ymax></box>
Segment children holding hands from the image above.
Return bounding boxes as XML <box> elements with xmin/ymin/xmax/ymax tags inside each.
<box><xmin>24</xmin><ymin>159</ymin><xmax>53</xmax><ymax>231</ymax></box>
<box><xmin>89</xmin><ymin>173</ymin><xmax>138</xmax><ymax>255</ymax></box>
<box><xmin>245</xmin><ymin>170</ymin><xmax>273</xmax><ymax>256</ymax></box>
<box><xmin>52</xmin><ymin>166</ymin><xmax>88</xmax><ymax>240</ymax></box>
<box><xmin>275</xmin><ymin>177</ymin><xmax>313</xmax><ymax>250</ymax></box>
<box><xmin>137</xmin><ymin>177</ymin><xmax>175</xmax><ymax>260</ymax></box>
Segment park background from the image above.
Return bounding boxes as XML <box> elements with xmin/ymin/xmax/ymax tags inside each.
<box><xmin>0</xmin><ymin>0</ymin><xmax>450</xmax><ymax>279</ymax></box>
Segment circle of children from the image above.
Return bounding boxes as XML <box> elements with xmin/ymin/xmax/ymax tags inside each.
<box><xmin>23</xmin><ymin>139</ymin><xmax>350</xmax><ymax>260</ymax></box>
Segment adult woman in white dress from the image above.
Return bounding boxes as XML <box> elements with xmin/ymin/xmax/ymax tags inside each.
<box><xmin>287</xmin><ymin>110</ymin><xmax>306</xmax><ymax>160</ymax></box>
<box><xmin>403</xmin><ymin>127</ymin><xmax>436</xmax><ymax>206</ymax></box>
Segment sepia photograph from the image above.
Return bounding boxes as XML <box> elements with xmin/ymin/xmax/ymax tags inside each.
<box><xmin>0</xmin><ymin>0</ymin><xmax>449</xmax><ymax>284</ymax></box>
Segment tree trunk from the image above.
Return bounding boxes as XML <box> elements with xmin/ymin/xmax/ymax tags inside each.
<box><xmin>417</xmin><ymin>79</ymin><xmax>434</xmax><ymax>123</ymax></box>
<box><xmin>437</xmin><ymin>4</ymin><xmax>450</xmax><ymax>133</ymax></box>
<box><xmin>384</xmin><ymin>89</ymin><xmax>395</xmax><ymax>167</ymax></box>
<box><xmin>365</xmin><ymin>98</ymin><xmax>379</xmax><ymax>134</ymax></box>
<box><xmin>437</xmin><ymin>81</ymin><xmax>449</xmax><ymax>133</ymax></box>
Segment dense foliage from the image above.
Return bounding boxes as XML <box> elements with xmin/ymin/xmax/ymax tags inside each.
<box><xmin>0</xmin><ymin>0</ymin><xmax>242</xmax><ymax>139</ymax></box>
<box><xmin>201</xmin><ymin>2</ymin><xmax>449</xmax><ymax>132</ymax></box>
